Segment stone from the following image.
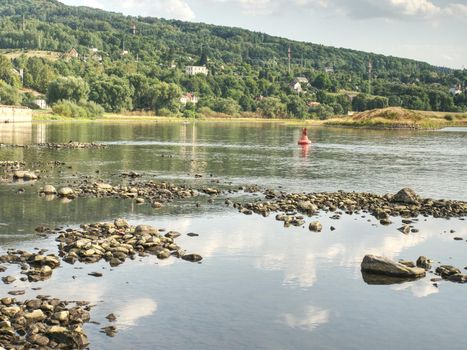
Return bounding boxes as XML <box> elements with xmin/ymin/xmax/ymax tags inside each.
<box><xmin>58</xmin><ymin>187</ymin><xmax>74</xmax><ymax>198</ymax></box>
<box><xmin>53</xmin><ymin>311</ymin><xmax>70</xmax><ymax>321</ymax></box>
<box><xmin>42</xmin><ymin>185</ymin><xmax>57</xmax><ymax>194</ymax></box>
<box><xmin>152</xmin><ymin>202</ymin><xmax>163</xmax><ymax>209</ymax></box>
<box><xmin>416</xmin><ymin>256</ymin><xmax>431</xmax><ymax>270</ymax></box>
<box><xmin>2</xmin><ymin>306</ymin><xmax>21</xmax><ymax>317</ymax></box>
<box><xmin>88</xmin><ymin>272</ymin><xmax>103</xmax><ymax>277</ymax></box>
<box><xmin>392</xmin><ymin>188</ymin><xmax>420</xmax><ymax>205</ymax></box>
<box><xmin>309</xmin><ymin>221</ymin><xmax>323</xmax><ymax>232</ymax></box>
<box><xmin>297</xmin><ymin>201</ymin><xmax>318</xmax><ymax>212</ymax></box>
<box><xmin>1</xmin><ymin>276</ymin><xmax>16</xmax><ymax>284</ymax></box>
<box><xmin>398</xmin><ymin>225</ymin><xmax>411</xmax><ymax>235</ymax></box>
<box><xmin>436</xmin><ymin>265</ymin><xmax>461</xmax><ymax>278</ymax></box>
<box><xmin>114</xmin><ymin>218</ymin><xmax>129</xmax><ymax>228</ymax></box>
<box><xmin>28</xmin><ymin>334</ymin><xmax>50</xmax><ymax>346</ymax></box>
<box><xmin>380</xmin><ymin>218</ymin><xmax>392</xmax><ymax>225</ymax></box>
<box><xmin>361</xmin><ymin>255</ymin><xmax>426</xmax><ymax>278</ymax></box>
<box><xmin>182</xmin><ymin>254</ymin><xmax>203</xmax><ymax>262</ymax></box>
<box><xmin>105</xmin><ymin>313</ymin><xmax>117</xmax><ymax>322</ymax></box>
<box><xmin>24</xmin><ymin>309</ymin><xmax>46</xmax><ymax>322</ymax></box>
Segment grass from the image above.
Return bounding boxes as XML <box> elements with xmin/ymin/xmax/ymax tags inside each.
<box><xmin>1</xmin><ymin>49</ymin><xmax>62</xmax><ymax>61</ymax></box>
<box><xmin>325</xmin><ymin>107</ymin><xmax>467</xmax><ymax>129</ymax></box>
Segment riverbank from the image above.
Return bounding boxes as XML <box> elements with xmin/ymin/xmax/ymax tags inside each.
<box><xmin>326</xmin><ymin>107</ymin><xmax>467</xmax><ymax>129</ymax></box>
<box><xmin>31</xmin><ymin>107</ymin><xmax>467</xmax><ymax>130</ymax></box>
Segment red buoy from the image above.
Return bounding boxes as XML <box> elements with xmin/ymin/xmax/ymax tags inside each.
<box><xmin>298</xmin><ymin>128</ymin><xmax>312</xmax><ymax>145</ymax></box>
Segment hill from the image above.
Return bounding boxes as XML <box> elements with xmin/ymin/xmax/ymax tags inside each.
<box><xmin>0</xmin><ymin>0</ymin><xmax>466</xmax><ymax>118</ymax></box>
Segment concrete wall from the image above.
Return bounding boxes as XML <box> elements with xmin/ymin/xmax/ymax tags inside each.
<box><xmin>0</xmin><ymin>106</ymin><xmax>32</xmax><ymax>123</ymax></box>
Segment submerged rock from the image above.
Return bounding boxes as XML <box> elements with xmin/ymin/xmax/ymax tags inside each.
<box><xmin>361</xmin><ymin>255</ymin><xmax>426</xmax><ymax>278</ymax></box>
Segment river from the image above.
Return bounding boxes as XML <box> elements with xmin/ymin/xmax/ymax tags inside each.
<box><xmin>0</xmin><ymin>121</ymin><xmax>466</xmax><ymax>350</ymax></box>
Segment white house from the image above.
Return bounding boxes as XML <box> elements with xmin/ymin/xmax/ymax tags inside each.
<box><xmin>180</xmin><ymin>93</ymin><xmax>199</xmax><ymax>105</ymax></box>
<box><xmin>324</xmin><ymin>67</ymin><xmax>334</xmax><ymax>73</ymax></box>
<box><xmin>290</xmin><ymin>81</ymin><xmax>303</xmax><ymax>93</ymax></box>
<box><xmin>295</xmin><ymin>77</ymin><xmax>309</xmax><ymax>84</ymax></box>
<box><xmin>33</xmin><ymin>99</ymin><xmax>48</xmax><ymax>109</ymax></box>
<box><xmin>449</xmin><ymin>84</ymin><xmax>463</xmax><ymax>96</ymax></box>
<box><xmin>185</xmin><ymin>66</ymin><xmax>208</xmax><ymax>76</ymax></box>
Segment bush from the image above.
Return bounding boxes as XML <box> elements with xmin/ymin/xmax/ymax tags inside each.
<box><xmin>157</xmin><ymin>108</ymin><xmax>173</xmax><ymax>117</ymax></box>
<box><xmin>0</xmin><ymin>81</ymin><xmax>21</xmax><ymax>105</ymax></box>
<box><xmin>52</xmin><ymin>100</ymin><xmax>104</xmax><ymax>118</ymax></box>
<box><xmin>444</xmin><ymin>114</ymin><xmax>454</xmax><ymax>121</ymax></box>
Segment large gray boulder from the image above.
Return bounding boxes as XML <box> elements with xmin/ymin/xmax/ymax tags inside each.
<box><xmin>392</xmin><ymin>188</ymin><xmax>420</xmax><ymax>205</ymax></box>
<box><xmin>361</xmin><ymin>255</ymin><xmax>426</xmax><ymax>278</ymax></box>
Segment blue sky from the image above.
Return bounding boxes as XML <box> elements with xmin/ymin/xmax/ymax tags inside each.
<box><xmin>60</xmin><ymin>0</ymin><xmax>467</xmax><ymax>69</ymax></box>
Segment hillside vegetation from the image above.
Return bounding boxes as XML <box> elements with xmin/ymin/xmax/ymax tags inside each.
<box><xmin>0</xmin><ymin>0</ymin><xmax>466</xmax><ymax>119</ymax></box>
<box><xmin>326</xmin><ymin>108</ymin><xmax>467</xmax><ymax>129</ymax></box>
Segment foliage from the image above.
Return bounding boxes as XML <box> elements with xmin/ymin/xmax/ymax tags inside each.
<box><xmin>0</xmin><ymin>0</ymin><xmax>465</xmax><ymax>118</ymax></box>
<box><xmin>51</xmin><ymin>99</ymin><xmax>104</xmax><ymax>118</ymax></box>
<box><xmin>46</xmin><ymin>76</ymin><xmax>89</xmax><ymax>104</ymax></box>
<box><xmin>0</xmin><ymin>80</ymin><xmax>21</xmax><ymax>105</ymax></box>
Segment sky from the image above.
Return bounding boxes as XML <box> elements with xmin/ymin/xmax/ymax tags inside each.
<box><xmin>60</xmin><ymin>0</ymin><xmax>467</xmax><ymax>69</ymax></box>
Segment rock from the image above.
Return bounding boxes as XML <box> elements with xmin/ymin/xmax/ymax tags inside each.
<box><xmin>136</xmin><ymin>198</ymin><xmax>145</xmax><ymax>204</ymax></box>
<box><xmin>101</xmin><ymin>325</ymin><xmax>117</xmax><ymax>337</ymax></box>
<box><xmin>380</xmin><ymin>218</ymin><xmax>392</xmax><ymax>225</ymax></box>
<box><xmin>453</xmin><ymin>237</ymin><xmax>463</xmax><ymax>241</ymax></box>
<box><xmin>392</xmin><ymin>188</ymin><xmax>420</xmax><ymax>205</ymax></box>
<box><xmin>446</xmin><ymin>274</ymin><xmax>467</xmax><ymax>283</ymax></box>
<box><xmin>309</xmin><ymin>221</ymin><xmax>323</xmax><ymax>232</ymax></box>
<box><xmin>53</xmin><ymin>311</ymin><xmax>70</xmax><ymax>322</ymax></box>
<box><xmin>28</xmin><ymin>334</ymin><xmax>50</xmax><ymax>346</ymax></box>
<box><xmin>436</xmin><ymin>265</ymin><xmax>461</xmax><ymax>278</ymax></box>
<box><xmin>135</xmin><ymin>225</ymin><xmax>157</xmax><ymax>234</ymax></box>
<box><xmin>42</xmin><ymin>185</ymin><xmax>57</xmax><ymax>194</ymax></box>
<box><xmin>361</xmin><ymin>255</ymin><xmax>426</xmax><ymax>278</ymax></box>
<box><xmin>95</xmin><ymin>183</ymin><xmax>113</xmax><ymax>191</ymax></box>
<box><xmin>8</xmin><ymin>290</ymin><xmax>25</xmax><ymax>296</ymax></box>
<box><xmin>182</xmin><ymin>254</ymin><xmax>203</xmax><ymax>262</ymax></box>
<box><xmin>58</xmin><ymin>187</ymin><xmax>74</xmax><ymax>198</ymax></box>
<box><xmin>399</xmin><ymin>260</ymin><xmax>416</xmax><ymax>268</ymax></box>
<box><xmin>105</xmin><ymin>313</ymin><xmax>117</xmax><ymax>322</ymax></box>
<box><xmin>187</xmin><ymin>232</ymin><xmax>199</xmax><ymax>237</ymax></box>
<box><xmin>88</xmin><ymin>272</ymin><xmax>103</xmax><ymax>277</ymax></box>
<box><xmin>24</xmin><ymin>309</ymin><xmax>46</xmax><ymax>322</ymax></box>
<box><xmin>398</xmin><ymin>225</ymin><xmax>411</xmax><ymax>234</ymax></box>
<box><xmin>152</xmin><ymin>201</ymin><xmax>163</xmax><ymax>209</ymax></box>
<box><xmin>2</xmin><ymin>306</ymin><xmax>21</xmax><ymax>317</ymax></box>
<box><xmin>416</xmin><ymin>256</ymin><xmax>431</xmax><ymax>270</ymax></box>
<box><xmin>1</xmin><ymin>276</ymin><xmax>16</xmax><ymax>284</ymax></box>
<box><xmin>297</xmin><ymin>201</ymin><xmax>318</xmax><ymax>212</ymax></box>
<box><xmin>114</xmin><ymin>218</ymin><xmax>129</xmax><ymax>228</ymax></box>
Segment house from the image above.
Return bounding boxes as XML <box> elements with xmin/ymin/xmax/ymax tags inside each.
<box><xmin>185</xmin><ymin>66</ymin><xmax>208</xmax><ymax>76</ymax></box>
<box><xmin>307</xmin><ymin>101</ymin><xmax>321</xmax><ymax>107</ymax></box>
<box><xmin>33</xmin><ymin>99</ymin><xmax>48</xmax><ymax>109</ymax></box>
<box><xmin>66</xmin><ymin>48</ymin><xmax>79</xmax><ymax>59</ymax></box>
<box><xmin>290</xmin><ymin>81</ymin><xmax>303</xmax><ymax>94</ymax></box>
<box><xmin>121</xmin><ymin>50</ymin><xmax>129</xmax><ymax>56</ymax></box>
<box><xmin>449</xmin><ymin>84</ymin><xmax>463</xmax><ymax>96</ymax></box>
<box><xmin>324</xmin><ymin>67</ymin><xmax>334</xmax><ymax>73</ymax></box>
<box><xmin>180</xmin><ymin>93</ymin><xmax>199</xmax><ymax>105</ymax></box>
<box><xmin>295</xmin><ymin>77</ymin><xmax>309</xmax><ymax>84</ymax></box>
<box><xmin>90</xmin><ymin>48</ymin><xmax>98</xmax><ymax>53</ymax></box>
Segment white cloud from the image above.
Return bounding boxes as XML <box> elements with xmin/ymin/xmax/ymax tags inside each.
<box><xmin>209</xmin><ymin>0</ymin><xmax>467</xmax><ymax>21</ymax></box>
<box><xmin>64</xmin><ymin>0</ymin><xmax>195</xmax><ymax>20</ymax></box>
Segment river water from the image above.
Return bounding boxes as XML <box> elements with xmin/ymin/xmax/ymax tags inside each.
<box><xmin>0</xmin><ymin>121</ymin><xmax>466</xmax><ymax>350</ymax></box>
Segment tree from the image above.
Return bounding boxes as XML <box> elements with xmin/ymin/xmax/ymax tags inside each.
<box><xmin>257</xmin><ymin>97</ymin><xmax>286</xmax><ymax>118</ymax></box>
<box><xmin>47</xmin><ymin>77</ymin><xmax>89</xmax><ymax>104</ymax></box>
<box><xmin>0</xmin><ymin>81</ymin><xmax>21</xmax><ymax>105</ymax></box>
<box><xmin>89</xmin><ymin>76</ymin><xmax>133</xmax><ymax>112</ymax></box>
<box><xmin>145</xmin><ymin>81</ymin><xmax>182</xmax><ymax>113</ymax></box>
<box><xmin>0</xmin><ymin>55</ymin><xmax>21</xmax><ymax>88</ymax></box>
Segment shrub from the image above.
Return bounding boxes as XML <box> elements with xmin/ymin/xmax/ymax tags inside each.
<box><xmin>52</xmin><ymin>100</ymin><xmax>104</xmax><ymax>118</ymax></box>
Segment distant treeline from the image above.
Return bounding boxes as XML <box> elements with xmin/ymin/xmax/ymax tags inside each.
<box><xmin>0</xmin><ymin>0</ymin><xmax>466</xmax><ymax>118</ymax></box>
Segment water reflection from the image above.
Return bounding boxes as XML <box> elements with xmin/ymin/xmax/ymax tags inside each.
<box><xmin>0</xmin><ymin>122</ymin><xmax>32</xmax><ymax>144</ymax></box>
<box><xmin>281</xmin><ymin>306</ymin><xmax>330</xmax><ymax>331</ymax></box>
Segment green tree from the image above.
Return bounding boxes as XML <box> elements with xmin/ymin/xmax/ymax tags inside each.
<box><xmin>89</xmin><ymin>76</ymin><xmax>133</xmax><ymax>112</ymax></box>
<box><xmin>47</xmin><ymin>76</ymin><xmax>89</xmax><ymax>104</ymax></box>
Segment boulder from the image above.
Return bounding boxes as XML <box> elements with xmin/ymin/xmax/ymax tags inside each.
<box><xmin>361</xmin><ymin>255</ymin><xmax>426</xmax><ymax>278</ymax></box>
<box><xmin>309</xmin><ymin>221</ymin><xmax>323</xmax><ymax>232</ymax></box>
<box><xmin>436</xmin><ymin>265</ymin><xmax>461</xmax><ymax>278</ymax></box>
<box><xmin>42</xmin><ymin>185</ymin><xmax>57</xmax><ymax>194</ymax></box>
<box><xmin>182</xmin><ymin>253</ymin><xmax>203</xmax><ymax>262</ymax></box>
<box><xmin>58</xmin><ymin>187</ymin><xmax>74</xmax><ymax>198</ymax></box>
<box><xmin>416</xmin><ymin>256</ymin><xmax>431</xmax><ymax>270</ymax></box>
<box><xmin>392</xmin><ymin>188</ymin><xmax>420</xmax><ymax>205</ymax></box>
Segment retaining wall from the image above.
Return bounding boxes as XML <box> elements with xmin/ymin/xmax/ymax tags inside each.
<box><xmin>0</xmin><ymin>106</ymin><xmax>33</xmax><ymax>123</ymax></box>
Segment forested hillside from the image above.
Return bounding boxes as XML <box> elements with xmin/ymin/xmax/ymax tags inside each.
<box><xmin>0</xmin><ymin>0</ymin><xmax>466</xmax><ymax>118</ymax></box>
